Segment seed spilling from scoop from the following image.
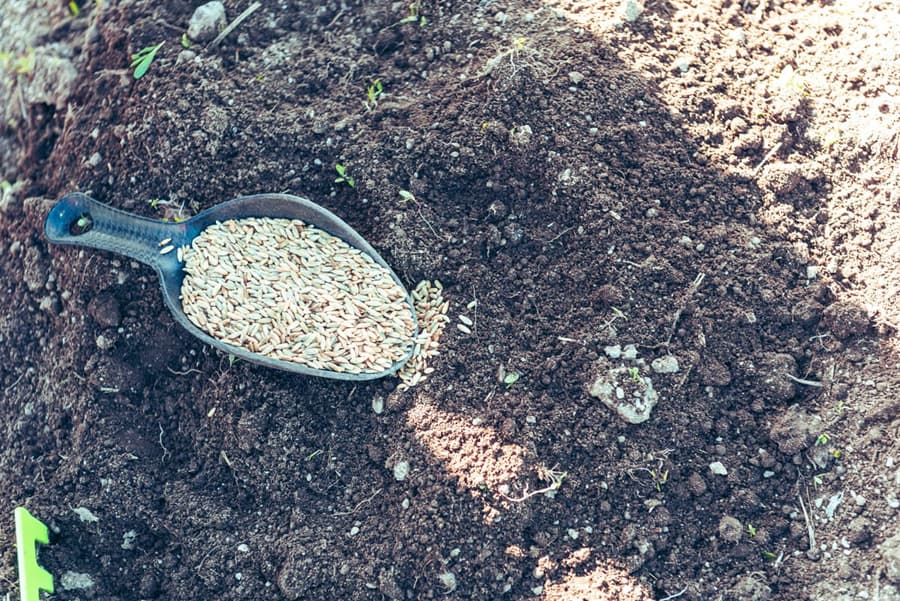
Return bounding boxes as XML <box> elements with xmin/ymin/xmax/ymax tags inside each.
<box><xmin>180</xmin><ymin>217</ymin><xmax>416</xmax><ymax>374</ymax></box>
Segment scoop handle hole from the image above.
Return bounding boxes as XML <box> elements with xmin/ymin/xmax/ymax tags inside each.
<box><xmin>69</xmin><ymin>213</ymin><xmax>93</xmax><ymax>235</ymax></box>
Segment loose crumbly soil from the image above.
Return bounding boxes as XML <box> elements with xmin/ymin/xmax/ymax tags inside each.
<box><xmin>1</xmin><ymin>1</ymin><xmax>898</xmax><ymax>600</ymax></box>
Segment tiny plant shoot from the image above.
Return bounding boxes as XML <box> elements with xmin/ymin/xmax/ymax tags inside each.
<box><xmin>398</xmin><ymin>189</ymin><xmax>417</xmax><ymax>204</ymax></box>
<box><xmin>399</xmin><ymin>1</ymin><xmax>427</xmax><ymax>26</ymax></box>
<box><xmin>334</xmin><ymin>164</ymin><xmax>355</xmax><ymax>188</ymax></box>
<box><xmin>366</xmin><ymin>79</ymin><xmax>383</xmax><ymax>110</ymax></box>
<box><xmin>131</xmin><ymin>42</ymin><xmax>164</xmax><ymax>79</ymax></box>
<box><xmin>503</xmin><ymin>371</ymin><xmax>520</xmax><ymax>388</ymax></box>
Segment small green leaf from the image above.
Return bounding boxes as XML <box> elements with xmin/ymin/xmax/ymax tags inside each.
<box><xmin>398</xmin><ymin>190</ymin><xmax>415</xmax><ymax>202</ymax></box>
<box><xmin>68</xmin><ymin>0</ymin><xmax>80</xmax><ymax>16</ymax></box>
<box><xmin>367</xmin><ymin>79</ymin><xmax>383</xmax><ymax>106</ymax></box>
<box><xmin>131</xmin><ymin>42</ymin><xmax>164</xmax><ymax>79</ymax></box>
<box><xmin>503</xmin><ymin>372</ymin><xmax>520</xmax><ymax>386</ymax></box>
<box><xmin>181</xmin><ymin>33</ymin><xmax>192</xmax><ymax>48</ymax></box>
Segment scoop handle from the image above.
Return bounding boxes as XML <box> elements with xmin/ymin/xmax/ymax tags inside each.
<box><xmin>44</xmin><ymin>193</ymin><xmax>183</xmax><ymax>268</ymax></box>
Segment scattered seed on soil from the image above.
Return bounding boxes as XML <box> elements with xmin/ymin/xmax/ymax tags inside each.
<box><xmin>459</xmin><ymin>315</ymin><xmax>473</xmax><ymax>326</ymax></box>
<box><xmin>397</xmin><ymin>280</ymin><xmax>449</xmax><ymax>391</ymax></box>
<box><xmin>158</xmin><ymin>237</ymin><xmax>172</xmax><ymax>247</ymax></box>
<box><xmin>180</xmin><ymin>217</ymin><xmax>416</xmax><ymax>373</ymax></box>
<box><xmin>160</xmin><ymin>244</ymin><xmax>175</xmax><ymax>255</ymax></box>
<box><xmin>457</xmin><ymin>323</ymin><xmax>472</xmax><ymax>334</ymax></box>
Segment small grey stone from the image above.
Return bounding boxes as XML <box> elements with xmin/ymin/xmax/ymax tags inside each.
<box><xmin>619</xmin><ymin>0</ymin><xmax>644</xmax><ymax>22</ymax></box>
<box><xmin>726</xmin><ymin>574</ymin><xmax>771</xmax><ymax>601</ymax></box>
<box><xmin>509</xmin><ymin>124</ymin><xmax>533</xmax><ymax>148</ymax></box>
<box><xmin>718</xmin><ymin>515</ymin><xmax>743</xmax><ymax>543</ymax></box>
<box><xmin>846</xmin><ymin>516</ymin><xmax>871</xmax><ymax>545</ymax></box>
<box><xmin>24</xmin><ymin>51</ymin><xmax>78</xmax><ymax>110</ymax></box>
<box><xmin>60</xmin><ymin>571</ymin><xmax>95</xmax><ymax>590</ymax></box>
<box><xmin>588</xmin><ymin>359</ymin><xmax>658</xmax><ymax>424</ymax></box>
<box><xmin>176</xmin><ymin>50</ymin><xmax>197</xmax><ymax>65</ymax></box>
<box><xmin>709</xmin><ymin>461</ymin><xmax>728</xmax><ymax>476</ymax></box>
<box><xmin>188</xmin><ymin>1</ymin><xmax>227</xmax><ymax>42</ymax></box>
<box><xmin>880</xmin><ymin>531</ymin><xmax>900</xmax><ymax>583</ymax></box>
<box><xmin>23</xmin><ymin>246</ymin><xmax>48</xmax><ymax>292</ymax></box>
<box><xmin>95</xmin><ymin>335</ymin><xmax>115</xmax><ymax>351</ymax></box>
<box><xmin>604</xmin><ymin>345</ymin><xmax>622</xmax><ymax>359</ymax></box>
<box><xmin>39</xmin><ymin>296</ymin><xmax>60</xmax><ymax>314</ymax></box>
<box><xmin>673</xmin><ymin>56</ymin><xmax>692</xmax><ymax>73</ymax></box>
<box><xmin>651</xmin><ymin>355</ymin><xmax>679</xmax><ymax>374</ymax></box>
<box><xmin>568</xmin><ymin>71</ymin><xmax>584</xmax><ymax>85</ymax></box>
<box><xmin>730</xmin><ymin>117</ymin><xmax>749</xmax><ymax>134</ymax></box>
<box><xmin>393</xmin><ymin>460</ymin><xmax>410</xmax><ymax>481</ymax></box>
<box><xmin>0</xmin><ymin>180</ymin><xmax>26</xmax><ymax>216</ymax></box>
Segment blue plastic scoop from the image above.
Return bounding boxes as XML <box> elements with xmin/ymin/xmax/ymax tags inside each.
<box><xmin>44</xmin><ymin>192</ymin><xmax>417</xmax><ymax>380</ymax></box>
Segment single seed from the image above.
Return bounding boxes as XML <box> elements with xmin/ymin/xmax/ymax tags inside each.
<box><xmin>457</xmin><ymin>323</ymin><xmax>472</xmax><ymax>334</ymax></box>
<box><xmin>459</xmin><ymin>315</ymin><xmax>473</xmax><ymax>326</ymax></box>
<box><xmin>160</xmin><ymin>245</ymin><xmax>175</xmax><ymax>255</ymax></box>
<box><xmin>158</xmin><ymin>237</ymin><xmax>172</xmax><ymax>247</ymax></box>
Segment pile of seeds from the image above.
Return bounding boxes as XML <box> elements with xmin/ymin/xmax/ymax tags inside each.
<box><xmin>397</xmin><ymin>280</ymin><xmax>449</xmax><ymax>391</ymax></box>
<box><xmin>180</xmin><ymin>217</ymin><xmax>416</xmax><ymax>374</ymax></box>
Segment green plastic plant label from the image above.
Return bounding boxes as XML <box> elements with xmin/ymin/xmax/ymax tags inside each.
<box><xmin>14</xmin><ymin>507</ymin><xmax>54</xmax><ymax>601</ymax></box>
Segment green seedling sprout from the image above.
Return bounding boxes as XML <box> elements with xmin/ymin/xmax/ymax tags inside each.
<box><xmin>650</xmin><ymin>468</ymin><xmax>668</xmax><ymax>492</ymax></box>
<box><xmin>181</xmin><ymin>33</ymin><xmax>192</xmax><ymax>48</ymax></box>
<box><xmin>628</xmin><ymin>367</ymin><xmax>641</xmax><ymax>383</ymax></box>
<box><xmin>366</xmin><ymin>79</ymin><xmax>383</xmax><ymax>110</ymax></box>
<box><xmin>503</xmin><ymin>371</ymin><xmax>520</xmax><ymax>388</ymax></box>
<box><xmin>814</xmin><ymin>433</ymin><xmax>829</xmax><ymax>446</ymax></box>
<box><xmin>334</xmin><ymin>164</ymin><xmax>355</xmax><ymax>188</ymax></box>
<box><xmin>748</xmin><ymin>523</ymin><xmax>757</xmax><ymax>537</ymax></box>
<box><xmin>398</xmin><ymin>1</ymin><xmax>427</xmax><ymax>26</ymax></box>
<box><xmin>762</xmin><ymin>550</ymin><xmax>777</xmax><ymax>560</ymax></box>
<box><xmin>15</xmin><ymin>507</ymin><xmax>55</xmax><ymax>601</ymax></box>
<box><xmin>131</xmin><ymin>41</ymin><xmax>164</xmax><ymax>79</ymax></box>
<box><xmin>0</xmin><ymin>48</ymin><xmax>36</xmax><ymax>74</ymax></box>
<box><xmin>68</xmin><ymin>0</ymin><xmax>80</xmax><ymax>16</ymax></box>
<box><xmin>398</xmin><ymin>189</ymin><xmax>417</xmax><ymax>204</ymax></box>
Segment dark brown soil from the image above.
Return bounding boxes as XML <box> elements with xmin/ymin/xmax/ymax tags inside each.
<box><xmin>2</xmin><ymin>1</ymin><xmax>898</xmax><ymax>600</ymax></box>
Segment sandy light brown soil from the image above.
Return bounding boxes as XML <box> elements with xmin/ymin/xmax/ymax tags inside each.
<box><xmin>1</xmin><ymin>1</ymin><xmax>898</xmax><ymax>600</ymax></box>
